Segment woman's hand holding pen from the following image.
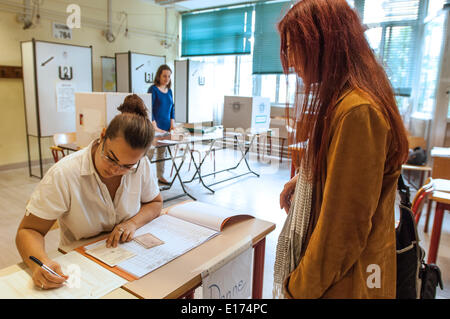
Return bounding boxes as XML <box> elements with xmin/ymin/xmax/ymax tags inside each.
<box><xmin>106</xmin><ymin>219</ymin><xmax>138</xmax><ymax>248</ymax></box>
<box><xmin>31</xmin><ymin>257</ymin><xmax>68</xmax><ymax>290</ymax></box>
<box><xmin>280</xmin><ymin>174</ymin><xmax>299</xmax><ymax>214</ymax></box>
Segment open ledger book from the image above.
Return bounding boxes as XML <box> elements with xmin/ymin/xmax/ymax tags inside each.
<box><xmin>79</xmin><ymin>201</ymin><xmax>253</xmax><ymax>279</ymax></box>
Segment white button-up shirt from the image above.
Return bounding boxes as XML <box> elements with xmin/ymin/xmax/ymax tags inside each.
<box><xmin>26</xmin><ymin>140</ymin><xmax>160</xmax><ymax>246</ymax></box>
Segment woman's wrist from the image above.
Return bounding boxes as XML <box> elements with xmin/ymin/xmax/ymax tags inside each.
<box><xmin>125</xmin><ymin>218</ymin><xmax>139</xmax><ymax>230</ymax></box>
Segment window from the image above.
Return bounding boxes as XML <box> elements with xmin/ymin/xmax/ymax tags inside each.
<box><xmin>260</xmin><ymin>75</ymin><xmax>277</xmax><ymax>103</ymax></box>
<box><xmin>181</xmin><ymin>6</ymin><xmax>253</xmax><ymax>57</ymax></box>
<box><xmin>190</xmin><ymin>55</ymin><xmax>236</xmax><ymax>124</ymax></box>
<box><xmin>365</xmin><ymin>27</ymin><xmax>383</xmax><ymax>56</ymax></box>
<box><xmin>447</xmin><ymin>97</ymin><xmax>450</xmax><ymax>119</ymax></box>
<box><xmin>236</xmin><ymin>55</ymin><xmax>253</xmax><ymax>97</ymax></box>
<box><xmin>252</xmin><ymin>1</ymin><xmax>291</xmax><ymax>75</ymax></box>
<box><xmin>416</xmin><ymin>11</ymin><xmax>446</xmax><ymax>115</ymax></box>
<box><xmin>427</xmin><ymin>0</ymin><xmax>446</xmax><ymax>19</ymax></box>
<box><xmin>183</xmin><ymin>0</ymin><xmax>436</xmax><ymax>116</ymax></box>
<box><xmin>361</xmin><ymin>0</ymin><xmax>423</xmax><ymax>114</ymax></box>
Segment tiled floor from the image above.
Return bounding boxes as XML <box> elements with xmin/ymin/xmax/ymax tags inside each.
<box><xmin>0</xmin><ymin>147</ymin><xmax>448</xmax><ymax>298</ymax></box>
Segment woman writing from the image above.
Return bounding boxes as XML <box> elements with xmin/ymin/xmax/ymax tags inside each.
<box><xmin>16</xmin><ymin>94</ymin><xmax>162</xmax><ymax>290</ymax></box>
<box><xmin>275</xmin><ymin>0</ymin><xmax>409</xmax><ymax>298</ymax></box>
<box><xmin>147</xmin><ymin>64</ymin><xmax>175</xmax><ymax>185</ymax></box>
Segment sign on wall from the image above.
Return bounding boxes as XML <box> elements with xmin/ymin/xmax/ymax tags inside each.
<box><xmin>53</xmin><ymin>22</ymin><xmax>72</xmax><ymax>40</ymax></box>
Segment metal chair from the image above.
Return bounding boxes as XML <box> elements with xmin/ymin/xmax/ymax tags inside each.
<box><xmin>411</xmin><ymin>178</ymin><xmax>434</xmax><ymax>225</ymax></box>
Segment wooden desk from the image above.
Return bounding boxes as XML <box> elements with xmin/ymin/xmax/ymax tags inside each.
<box><xmin>422</xmin><ymin>147</ymin><xmax>450</xmax><ymax>231</ymax></box>
<box><xmin>431</xmin><ymin>147</ymin><xmax>450</xmax><ymax>179</ymax></box>
<box><xmin>0</xmin><ymin>252</ymin><xmax>137</xmax><ymax>299</ymax></box>
<box><xmin>123</xmin><ymin>217</ymin><xmax>274</xmax><ymax>299</ymax></box>
<box><xmin>427</xmin><ymin>190</ymin><xmax>450</xmax><ymax>264</ymax></box>
<box><xmin>59</xmin><ymin>203</ymin><xmax>275</xmax><ymax>299</ymax></box>
<box><xmin>401</xmin><ymin>164</ymin><xmax>432</xmax><ymax>190</ymax></box>
<box><xmin>57</xmin><ymin>143</ymin><xmax>81</xmax><ymax>152</ymax></box>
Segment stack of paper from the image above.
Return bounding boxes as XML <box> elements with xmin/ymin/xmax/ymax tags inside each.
<box><xmin>0</xmin><ymin>251</ymin><xmax>127</xmax><ymax>299</ymax></box>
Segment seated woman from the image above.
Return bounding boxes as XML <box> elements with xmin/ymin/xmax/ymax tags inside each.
<box><xmin>16</xmin><ymin>94</ymin><xmax>162</xmax><ymax>290</ymax></box>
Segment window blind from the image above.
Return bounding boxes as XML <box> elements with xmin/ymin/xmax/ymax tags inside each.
<box><xmin>181</xmin><ymin>6</ymin><xmax>253</xmax><ymax>57</ymax></box>
<box><xmin>363</xmin><ymin>0</ymin><xmax>421</xmax><ymax>96</ymax></box>
<box><xmin>252</xmin><ymin>1</ymin><xmax>291</xmax><ymax>75</ymax></box>
<box><xmin>362</xmin><ymin>0</ymin><xmax>420</xmax><ymax>24</ymax></box>
<box><xmin>382</xmin><ymin>24</ymin><xmax>417</xmax><ymax>96</ymax></box>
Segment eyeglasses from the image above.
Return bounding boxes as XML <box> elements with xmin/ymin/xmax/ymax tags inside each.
<box><xmin>100</xmin><ymin>139</ymin><xmax>141</xmax><ymax>174</ymax></box>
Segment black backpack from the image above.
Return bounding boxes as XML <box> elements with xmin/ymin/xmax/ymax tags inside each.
<box><xmin>396</xmin><ymin>174</ymin><xmax>443</xmax><ymax>298</ymax></box>
<box><xmin>406</xmin><ymin>147</ymin><xmax>427</xmax><ymax>166</ymax></box>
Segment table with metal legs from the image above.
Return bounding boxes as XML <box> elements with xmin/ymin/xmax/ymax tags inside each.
<box><xmin>183</xmin><ymin>131</ymin><xmax>263</xmax><ymax>194</ymax></box>
<box><xmin>150</xmin><ymin>140</ymin><xmax>197</xmax><ymax>202</ymax></box>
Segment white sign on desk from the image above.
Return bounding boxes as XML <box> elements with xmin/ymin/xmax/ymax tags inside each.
<box><xmin>201</xmin><ymin>239</ymin><xmax>253</xmax><ymax>299</ymax></box>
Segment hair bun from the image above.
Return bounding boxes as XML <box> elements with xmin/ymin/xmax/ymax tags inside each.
<box><xmin>117</xmin><ymin>94</ymin><xmax>148</xmax><ymax>118</ymax></box>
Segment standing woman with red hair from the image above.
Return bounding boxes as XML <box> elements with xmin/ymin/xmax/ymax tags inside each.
<box><xmin>275</xmin><ymin>0</ymin><xmax>409</xmax><ymax>298</ymax></box>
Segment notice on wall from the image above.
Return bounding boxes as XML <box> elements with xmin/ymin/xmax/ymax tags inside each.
<box><xmin>53</xmin><ymin>22</ymin><xmax>72</xmax><ymax>40</ymax></box>
<box><xmin>201</xmin><ymin>238</ymin><xmax>253</xmax><ymax>299</ymax></box>
<box><xmin>56</xmin><ymin>82</ymin><xmax>76</xmax><ymax>113</ymax></box>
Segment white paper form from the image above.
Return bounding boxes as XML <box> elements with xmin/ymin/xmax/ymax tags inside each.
<box><xmin>56</xmin><ymin>82</ymin><xmax>76</xmax><ymax>112</ymax></box>
<box><xmin>86</xmin><ymin>215</ymin><xmax>219</xmax><ymax>278</ymax></box>
<box><xmin>0</xmin><ymin>251</ymin><xmax>127</xmax><ymax>299</ymax></box>
<box><xmin>85</xmin><ymin>242</ymin><xmax>136</xmax><ymax>267</ymax></box>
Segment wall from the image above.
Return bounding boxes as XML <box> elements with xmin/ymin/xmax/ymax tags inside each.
<box><xmin>0</xmin><ymin>0</ymin><xmax>179</xmax><ymax>168</ymax></box>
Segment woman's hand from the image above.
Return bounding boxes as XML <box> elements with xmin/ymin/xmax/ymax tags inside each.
<box><xmin>31</xmin><ymin>258</ymin><xmax>68</xmax><ymax>290</ymax></box>
<box><xmin>106</xmin><ymin>219</ymin><xmax>138</xmax><ymax>248</ymax></box>
<box><xmin>280</xmin><ymin>174</ymin><xmax>299</xmax><ymax>214</ymax></box>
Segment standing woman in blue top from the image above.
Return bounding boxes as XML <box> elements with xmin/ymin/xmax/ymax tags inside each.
<box><xmin>148</xmin><ymin>64</ymin><xmax>175</xmax><ymax>184</ymax></box>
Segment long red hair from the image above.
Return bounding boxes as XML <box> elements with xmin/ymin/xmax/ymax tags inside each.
<box><xmin>278</xmin><ymin>0</ymin><xmax>408</xmax><ymax>180</ymax></box>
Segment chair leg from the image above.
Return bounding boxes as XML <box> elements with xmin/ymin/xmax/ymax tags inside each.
<box><xmin>198</xmin><ymin>151</ymin><xmax>201</xmax><ymax>182</ymax></box>
<box><xmin>51</xmin><ymin>150</ymin><xmax>59</xmax><ymax>163</ymax></box>
<box><xmin>52</xmin><ymin>149</ymin><xmax>65</xmax><ymax>163</ymax></box>
<box><xmin>261</xmin><ymin>135</ymin><xmax>266</xmax><ymax>161</ymax></box>
<box><xmin>419</xmin><ymin>171</ymin><xmax>424</xmax><ymax>188</ymax></box>
<box><xmin>257</xmin><ymin>135</ymin><xmax>260</xmax><ymax>160</ymax></box>
<box><xmin>280</xmin><ymin>138</ymin><xmax>285</xmax><ymax>163</ymax></box>
<box><xmin>170</xmin><ymin>145</ymin><xmax>179</xmax><ymax>177</ymax></box>
<box><xmin>188</xmin><ymin>153</ymin><xmax>192</xmax><ymax>172</ymax></box>
<box><xmin>427</xmin><ymin>203</ymin><xmax>445</xmax><ymax>264</ymax></box>
<box><xmin>290</xmin><ymin>161</ymin><xmax>295</xmax><ymax>178</ymax></box>
<box><xmin>424</xmin><ymin>199</ymin><xmax>433</xmax><ymax>233</ymax></box>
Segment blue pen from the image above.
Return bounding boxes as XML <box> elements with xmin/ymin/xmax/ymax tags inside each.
<box><xmin>29</xmin><ymin>256</ymin><xmax>65</xmax><ymax>280</ymax></box>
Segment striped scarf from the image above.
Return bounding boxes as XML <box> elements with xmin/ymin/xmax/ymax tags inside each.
<box><xmin>273</xmin><ymin>161</ymin><xmax>313</xmax><ymax>298</ymax></box>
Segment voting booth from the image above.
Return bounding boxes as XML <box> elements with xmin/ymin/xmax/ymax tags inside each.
<box><xmin>115</xmin><ymin>51</ymin><xmax>166</xmax><ymax>94</ymax></box>
<box><xmin>174</xmin><ymin>59</ymin><xmax>214</xmax><ymax>124</ymax></box>
<box><xmin>75</xmin><ymin>92</ymin><xmax>152</xmax><ymax>148</ymax></box>
<box><xmin>222</xmin><ymin>96</ymin><xmax>271</xmax><ymax>131</ymax></box>
<box><xmin>21</xmin><ymin>39</ymin><xmax>93</xmax><ymax>178</ymax></box>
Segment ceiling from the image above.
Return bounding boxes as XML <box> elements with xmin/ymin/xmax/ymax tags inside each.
<box><xmin>151</xmin><ymin>0</ymin><xmax>262</xmax><ymax>11</ymax></box>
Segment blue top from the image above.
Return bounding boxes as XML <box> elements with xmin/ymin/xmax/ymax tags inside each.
<box><xmin>148</xmin><ymin>85</ymin><xmax>175</xmax><ymax>132</ymax></box>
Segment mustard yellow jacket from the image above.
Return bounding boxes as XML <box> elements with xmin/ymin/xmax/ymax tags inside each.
<box><xmin>283</xmin><ymin>89</ymin><xmax>400</xmax><ymax>299</ymax></box>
